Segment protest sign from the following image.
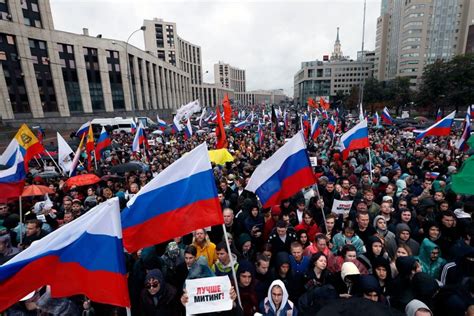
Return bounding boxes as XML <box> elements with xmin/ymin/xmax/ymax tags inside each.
<box><xmin>331</xmin><ymin>199</ymin><xmax>353</xmax><ymax>215</ymax></box>
<box><xmin>309</xmin><ymin>157</ymin><xmax>318</xmax><ymax>166</ymax></box>
<box><xmin>185</xmin><ymin>276</ymin><xmax>232</xmax><ymax>315</ymax></box>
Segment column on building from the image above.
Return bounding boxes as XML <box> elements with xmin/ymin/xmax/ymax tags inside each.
<box><xmin>141</xmin><ymin>60</ymin><xmax>150</xmax><ymax>110</ymax></box>
<box><xmin>119</xmin><ymin>52</ymin><xmax>132</xmax><ymax>111</ymax></box>
<box><xmin>149</xmin><ymin>62</ymin><xmax>157</xmax><ymax>110</ymax></box>
<box><xmin>165</xmin><ymin>68</ymin><xmax>172</xmax><ymax>109</ymax></box>
<box><xmin>160</xmin><ymin>66</ymin><xmax>169</xmax><ymax>109</ymax></box>
<box><xmin>132</xmin><ymin>56</ymin><xmax>143</xmax><ymax>110</ymax></box>
<box><xmin>155</xmin><ymin>64</ymin><xmax>164</xmax><ymax>109</ymax></box>
<box><xmin>0</xmin><ymin>65</ymin><xmax>14</xmax><ymax>119</ymax></box>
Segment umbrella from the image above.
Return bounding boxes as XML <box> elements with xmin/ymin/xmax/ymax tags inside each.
<box><xmin>110</xmin><ymin>162</ymin><xmax>148</xmax><ymax>174</ymax></box>
<box><xmin>37</xmin><ymin>171</ymin><xmax>60</xmax><ymax>178</ymax></box>
<box><xmin>22</xmin><ymin>185</ymin><xmax>54</xmax><ymax>197</ymax></box>
<box><xmin>65</xmin><ymin>174</ymin><xmax>101</xmax><ymax>188</ymax></box>
<box><xmin>101</xmin><ymin>174</ymin><xmax>124</xmax><ymax>181</ymax></box>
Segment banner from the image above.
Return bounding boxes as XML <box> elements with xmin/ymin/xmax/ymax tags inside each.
<box><xmin>331</xmin><ymin>199</ymin><xmax>353</xmax><ymax>215</ymax></box>
<box><xmin>309</xmin><ymin>157</ymin><xmax>318</xmax><ymax>167</ymax></box>
<box><xmin>185</xmin><ymin>276</ymin><xmax>232</xmax><ymax>315</ymax></box>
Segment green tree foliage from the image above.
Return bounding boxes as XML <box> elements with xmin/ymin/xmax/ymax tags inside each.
<box><xmin>418</xmin><ymin>54</ymin><xmax>474</xmax><ymax>112</ymax></box>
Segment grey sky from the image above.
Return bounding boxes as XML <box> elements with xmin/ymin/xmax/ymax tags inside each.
<box><xmin>50</xmin><ymin>0</ymin><xmax>380</xmax><ymax>97</ymax></box>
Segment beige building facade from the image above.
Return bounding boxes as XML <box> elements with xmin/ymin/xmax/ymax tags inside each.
<box><xmin>0</xmin><ymin>0</ymin><xmax>191</xmax><ymax>128</ymax></box>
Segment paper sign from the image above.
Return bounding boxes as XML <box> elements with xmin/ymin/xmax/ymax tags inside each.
<box><xmin>331</xmin><ymin>199</ymin><xmax>353</xmax><ymax>215</ymax></box>
<box><xmin>185</xmin><ymin>276</ymin><xmax>232</xmax><ymax>315</ymax></box>
<box><xmin>310</xmin><ymin>157</ymin><xmax>318</xmax><ymax>166</ymax></box>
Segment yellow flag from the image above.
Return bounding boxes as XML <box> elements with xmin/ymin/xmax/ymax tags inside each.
<box><xmin>14</xmin><ymin>124</ymin><xmax>40</xmax><ymax>150</ymax></box>
<box><xmin>208</xmin><ymin>148</ymin><xmax>234</xmax><ymax>166</ymax></box>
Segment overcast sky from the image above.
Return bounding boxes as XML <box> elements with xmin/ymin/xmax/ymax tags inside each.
<box><xmin>51</xmin><ymin>0</ymin><xmax>380</xmax><ymax>97</ymax></box>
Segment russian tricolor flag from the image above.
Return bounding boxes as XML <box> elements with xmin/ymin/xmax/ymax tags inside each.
<box><xmin>310</xmin><ymin>117</ymin><xmax>321</xmax><ymax>140</ymax></box>
<box><xmin>75</xmin><ymin>121</ymin><xmax>90</xmax><ymax>137</ymax></box>
<box><xmin>455</xmin><ymin>107</ymin><xmax>471</xmax><ymax>151</ymax></box>
<box><xmin>0</xmin><ymin>148</ymin><xmax>25</xmax><ymax>199</ymax></box>
<box><xmin>156</xmin><ymin>115</ymin><xmax>167</xmax><ymax>130</ymax></box>
<box><xmin>340</xmin><ymin>119</ymin><xmax>369</xmax><ymax>159</ymax></box>
<box><xmin>245</xmin><ymin>131</ymin><xmax>316</xmax><ymax>208</ymax></box>
<box><xmin>130</xmin><ymin>121</ymin><xmax>137</xmax><ymax>134</ymax></box>
<box><xmin>436</xmin><ymin>108</ymin><xmax>442</xmax><ymax>122</ymax></box>
<box><xmin>132</xmin><ymin>122</ymin><xmax>146</xmax><ymax>152</ymax></box>
<box><xmin>0</xmin><ymin>139</ymin><xmax>19</xmax><ymax>168</ymax></box>
<box><xmin>414</xmin><ymin>111</ymin><xmax>456</xmax><ymax>144</ymax></box>
<box><xmin>120</xmin><ymin>143</ymin><xmax>224</xmax><ymax>252</ymax></box>
<box><xmin>95</xmin><ymin>127</ymin><xmax>111</xmax><ymax>156</ymax></box>
<box><xmin>381</xmin><ymin>107</ymin><xmax>394</xmax><ymax>125</ymax></box>
<box><xmin>184</xmin><ymin>118</ymin><xmax>193</xmax><ymax>139</ymax></box>
<box><xmin>0</xmin><ymin>198</ymin><xmax>130</xmax><ymax>310</ymax></box>
<box><xmin>328</xmin><ymin>116</ymin><xmax>336</xmax><ymax>138</ymax></box>
<box><xmin>234</xmin><ymin>120</ymin><xmax>250</xmax><ymax>132</ymax></box>
<box><xmin>256</xmin><ymin>121</ymin><xmax>264</xmax><ymax>146</ymax></box>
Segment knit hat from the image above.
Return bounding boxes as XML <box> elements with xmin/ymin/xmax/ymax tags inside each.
<box><xmin>380</xmin><ymin>176</ymin><xmax>389</xmax><ymax>184</ymax></box>
<box><xmin>373</xmin><ymin>215</ymin><xmax>386</xmax><ymax>229</ymax></box>
<box><xmin>145</xmin><ymin>269</ymin><xmax>164</xmax><ymax>285</ymax></box>
<box><xmin>359</xmin><ymin>275</ymin><xmax>381</xmax><ymax>294</ymax></box>
<box><xmin>165</xmin><ymin>241</ymin><xmax>180</xmax><ymax>259</ymax></box>
<box><xmin>237</xmin><ymin>260</ymin><xmax>255</xmax><ymax>278</ymax></box>
<box><xmin>396</xmin><ymin>256</ymin><xmax>418</xmax><ymax>277</ymax></box>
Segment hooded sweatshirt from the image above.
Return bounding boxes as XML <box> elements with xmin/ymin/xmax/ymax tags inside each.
<box><xmin>405</xmin><ymin>299</ymin><xmax>433</xmax><ymax>316</ymax></box>
<box><xmin>260</xmin><ymin>279</ymin><xmax>297</xmax><ymax>316</ymax></box>
<box><xmin>416</xmin><ymin>238</ymin><xmax>446</xmax><ymax>279</ymax></box>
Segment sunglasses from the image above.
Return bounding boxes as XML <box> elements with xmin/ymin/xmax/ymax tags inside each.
<box><xmin>146</xmin><ymin>281</ymin><xmax>159</xmax><ymax>289</ymax></box>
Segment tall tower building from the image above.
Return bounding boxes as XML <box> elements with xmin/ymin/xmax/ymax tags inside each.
<box><xmin>374</xmin><ymin>0</ymin><xmax>474</xmax><ymax>87</ymax></box>
<box><xmin>331</xmin><ymin>27</ymin><xmax>344</xmax><ymax>61</ymax></box>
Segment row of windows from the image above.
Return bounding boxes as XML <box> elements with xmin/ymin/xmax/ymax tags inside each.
<box><xmin>403</xmin><ymin>21</ymin><xmax>423</xmax><ymax>29</ymax></box>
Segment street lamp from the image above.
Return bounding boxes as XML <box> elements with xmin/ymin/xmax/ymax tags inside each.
<box><xmin>123</xmin><ymin>26</ymin><xmax>146</xmax><ymax>119</ymax></box>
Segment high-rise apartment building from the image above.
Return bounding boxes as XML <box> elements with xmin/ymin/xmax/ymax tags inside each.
<box><xmin>214</xmin><ymin>61</ymin><xmax>246</xmax><ymax>104</ymax></box>
<box><xmin>374</xmin><ymin>0</ymin><xmax>474</xmax><ymax>87</ymax></box>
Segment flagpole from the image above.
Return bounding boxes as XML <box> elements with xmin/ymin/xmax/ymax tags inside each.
<box><xmin>367</xmin><ymin>147</ymin><xmax>373</xmax><ymax>183</ymax></box>
<box><xmin>19</xmin><ymin>196</ymin><xmax>23</xmax><ymax>245</ymax></box>
<box><xmin>93</xmin><ymin>150</ymin><xmax>98</xmax><ymax>171</ymax></box>
<box><xmin>222</xmin><ymin>224</ymin><xmax>242</xmax><ymax>309</ymax></box>
<box><xmin>45</xmin><ymin>150</ymin><xmax>65</xmax><ymax>176</ymax></box>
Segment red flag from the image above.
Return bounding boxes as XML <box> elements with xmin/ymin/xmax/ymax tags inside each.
<box><xmin>308</xmin><ymin>97</ymin><xmax>318</xmax><ymax>109</ymax></box>
<box><xmin>86</xmin><ymin>124</ymin><xmax>95</xmax><ymax>171</ymax></box>
<box><xmin>215</xmin><ymin>106</ymin><xmax>228</xmax><ymax>149</ymax></box>
<box><xmin>320</xmin><ymin>97</ymin><xmax>330</xmax><ymax>110</ymax></box>
<box><xmin>223</xmin><ymin>94</ymin><xmax>232</xmax><ymax>125</ymax></box>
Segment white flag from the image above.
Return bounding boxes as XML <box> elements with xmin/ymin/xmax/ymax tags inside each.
<box><xmin>359</xmin><ymin>103</ymin><xmax>364</xmax><ymax>121</ymax></box>
<box><xmin>57</xmin><ymin>132</ymin><xmax>74</xmax><ymax>173</ymax></box>
<box><xmin>176</xmin><ymin>100</ymin><xmax>201</xmax><ymax>122</ymax></box>
<box><xmin>198</xmin><ymin>107</ymin><xmax>207</xmax><ymax>127</ymax></box>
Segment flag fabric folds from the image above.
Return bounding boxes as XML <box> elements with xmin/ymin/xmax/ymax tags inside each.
<box><xmin>414</xmin><ymin>111</ymin><xmax>456</xmax><ymax>143</ymax></box>
<box><xmin>245</xmin><ymin>131</ymin><xmax>316</xmax><ymax>208</ymax></box>
<box><xmin>57</xmin><ymin>132</ymin><xmax>74</xmax><ymax>174</ymax></box>
<box><xmin>184</xmin><ymin>118</ymin><xmax>193</xmax><ymax>139</ymax></box>
<box><xmin>208</xmin><ymin>148</ymin><xmax>234</xmax><ymax>166</ymax></box>
<box><xmin>234</xmin><ymin>120</ymin><xmax>250</xmax><ymax>132</ymax></box>
<box><xmin>0</xmin><ymin>148</ymin><xmax>26</xmax><ymax>199</ymax></box>
<box><xmin>14</xmin><ymin>124</ymin><xmax>45</xmax><ymax>170</ymax></box>
<box><xmin>69</xmin><ymin>134</ymin><xmax>85</xmax><ymax>177</ymax></box>
<box><xmin>85</xmin><ymin>124</ymin><xmax>95</xmax><ymax>171</ymax></box>
<box><xmin>132</xmin><ymin>122</ymin><xmax>147</xmax><ymax>152</ymax></box>
<box><xmin>455</xmin><ymin>107</ymin><xmax>471</xmax><ymax>151</ymax></box>
<box><xmin>327</xmin><ymin>116</ymin><xmax>336</xmax><ymax>138</ymax></box>
<box><xmin>381</xmin><ymin>107</ymin><xmax>394</xmax><ymax>125</ymax></box>
<box><xmin>95</xmin><ymin>127</ymin><xmax>111</xmax><ymax>156</ymax></box>
<box><xmin>340</xmin><ymin>119</ymin><xmax>370</xmax><ymax>159</ymax></box>
<box><xmin>120</xmin><ymin>143</ymin><xmax>224</xmax><ymax>253</ymax></box>
<box><xmin>310</xmin><ymin>117</ymin><xmax>321</xmax><ymax>140</ymax></box>
<box><xmin>0</xmin><ymin>139</ymin><xmax>19</xmax><ymax>168</ymax></box>
<box><xmin>215</xmin><ymin>106</ymin><xmax>228</xmax><ymax>149</ymax></box>
<box><xmin>373</xmin><ymin>112</ymin><xmax>380</xmax><ymax>127</ymax></box>
<box><xmin>308</xmin><ymin>97</ymin><xmax>318</xmax><ymax>109</ymax></box>
<box><xmin>256</xmin><ymin>121</ymin><xmax>264</xmax><ymax>146</ymax></box>
<box><xmin>75</xmin><ymin>121</ymin><xmax>91</xmax><ymax>138</ymax></box>
<box><xmin>156</xmin><ymin>115</ymin><xmax>167</xmax><ymax>130</ymax></box>
<box><xmin>452</xmin><ymin>156</ymin><xmax>474</xmax><ymax>195</ymax></box>
<box><xmin>0</xmin><ymin>198</ymin><xmax>130</xmax><ymax>311</ymax></box>
<box><xmin>223</xmin><ymin>94</ymin><xmax>232</xmax><ymax>125</ymax></box>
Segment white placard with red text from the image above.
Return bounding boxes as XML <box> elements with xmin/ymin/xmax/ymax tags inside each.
<box><xmin>331</xmin><ymin>199</ymin><xmax>353</xmax><ymax>215</ymax></box>
<box><xmin>185</xmin><ymin>276</ymin><xmax>232</xmax><ymax>315</ymax></box>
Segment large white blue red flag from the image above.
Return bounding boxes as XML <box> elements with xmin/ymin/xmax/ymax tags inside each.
<box><xmin>340</xmin><ymin>119</ymin><xmax>369</xmax><ymax>159</ymax></box>
<box><xmin>0</xmin><ymin>198</ymin><xmax>130</xmax><ymax>310</ymax></box>
<box><xmin>414</xmin><ymin>111</ymin><xmax>456</xmax><ymax>143</ymax></box>
<box><xmin>245</xmin><ymin>131</ymin><xmax>315</xmax><ymax>208</ymax></box>
<box><xmin>120</xmin><ymin>143</ymin><xmax>224</xmax><ymax>252</ymax></box>
<box><xmin>132</xmin><ymin>121</ymin><xmax>146</xmax><ymax>152</ymax></box>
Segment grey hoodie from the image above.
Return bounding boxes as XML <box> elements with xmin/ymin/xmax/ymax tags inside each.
<box><xmin>405</xmin><ymin>299</ymin><xmax>432</xmax><ymax>316</ymax></box>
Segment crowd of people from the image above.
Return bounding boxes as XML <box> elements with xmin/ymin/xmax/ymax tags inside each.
<box><xmin>0</xmin><ymin>106</ymin><xmax>473</xmax><ymax>316</ymax></box>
